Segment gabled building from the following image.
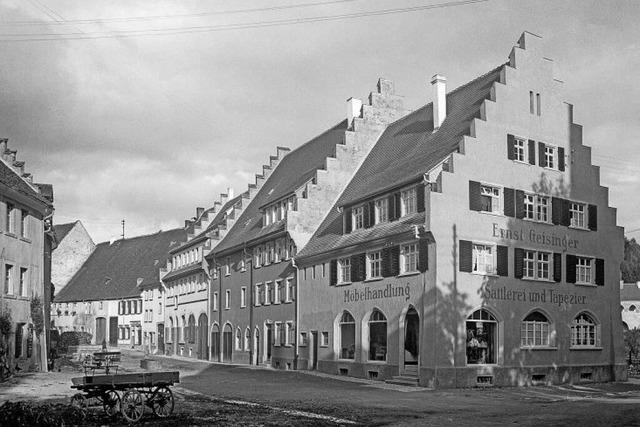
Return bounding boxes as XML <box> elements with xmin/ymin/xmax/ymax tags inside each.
<box><xmin>52</xmin><ymin>228</ymin><xmax>185</xmax><ymax>347</ymax></box>
<box><xmin>52</xmin><ymin>220</ymin><xmax>95</xmax><ymax>296</ymax></box>
<box><xmin>0</xmin><ymin>138</ymin><xmax>54</xmax><ymax>371</ymax></box>
<box><xmin>295</xmin><ymin>32</ymin><xmax>626</xmax><ymax>387</ymax></box>
<box><xmin>620</xmin><ymin>282</ymin><xmax>640</xmax><ymax>330</ymax></box>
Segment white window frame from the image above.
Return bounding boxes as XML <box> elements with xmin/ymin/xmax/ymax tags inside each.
<box><xmin>400</xmin><ymin>243</ymin><xmax>418</xmax><ymax>274</ymax></box>
<box><xmin>576</xmin><ymin>256</ymin><xmax>594</xmax><ymax>285</ymax></box>
<box><xmin>352</xmin><ymin>206</ymin><xmax>364</xmax><ymax>230</ymax></box>
<box><xmin>400</xmin><ymin>187</ymin><xmax>417</xmax><ymax>216</ymax></box>
<box><xmin>524</xmin><ymin>193</ymin><xmax>550</xmax><ymax>223</ymax></box>
<box><xmin>514</xmin><ymin>137</ymin><xmax>527</xmax><ymax>163</ymax></box>
<box><xmin>375</xmin><ymin>198</ymin><xmax>388</xmax><ymax>224</ymax></box>
<box><xmin>366</xmin><ymin>250</ymin><xmax>382</xmax><ymax>280</ymax></box>
<box><xmin>320</xmin><ymin>331</ymin><xmax>329</xmax><ymax>347</ymax></box>
<box><xmin>570</xmin><ymin>313</ymin><xmax>599</xmax><ymax>348</ymax></box>
<box><xmin>570</xmin><ymin>202</ymin><xmax>587</xmax><ymax>229</ymax></box>
<box><xmin>338</xmin><ymin>257</ymin><xmax>351</xmax><ymax>284</ymax></box>
<box><xmin>225</xmin><ymin>258</ymin><xmax>231</xmax><ymax>276</ymax></box>
<box><xmin>299</xmin><ymin>332</ymin><xmax>308</xmax><ymax>346</ymax></box>
<box><xmin>285</xmin><ymin>278</ymin><xmax>294</xmax><ymax>303</ymax></box>
<box><xmin>523</xmin><ymin>249</ymin><xmax>552</xmax><ymax>281</ymax></box>
<box><xmin>520</xmin><ymin>315</ymin><xmax>550</xmax><ymax>348</ymax></box>
<box><xmin>240</xmin><ymin>286</ymin><xmax>247</xmax><ymax>308</ymax></box>
<box><xmin>285</xmin><ymin>321</ymin><xmax>294</xmax><ymax>346</ymax></box>
<box><xmin>472</xmin><ymin>244</ymin><xmax>495</xmax><ymax>275</ymax></box>
<box><xmin>544</xmin><ymin>144</ymin><xmax>557</xmax><ymax>169</ymax></box>
<box><xmin>479</xmin><ymin>184</ymin><xmax>502</xmax><ymax>214</ymax></box>
<box><xmin>264</xmin><ymin>282</ymin><xmax>272</xmax><ymax>305</ymax></box>
<box><xmin>224</xmin><ymin>289</ymin><xmax>230</xmax><ymax>310</ymax></box>
<box><xmin>254</xmin><ymin>283</ymin><xmax>262</xmax><ymax>307</ymax></box>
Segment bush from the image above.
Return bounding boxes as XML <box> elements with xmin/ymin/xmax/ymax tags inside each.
<box><xmin>56</xmin><ymin>331</ymin><xmax>93</xmax><ymax>354</ymax></box>
<box><xmin>0</xmin><ymin>401</ymin><xmax>88</xmax><ymax>427</ymax></box>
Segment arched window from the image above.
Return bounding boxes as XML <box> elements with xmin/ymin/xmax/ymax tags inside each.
<box><xmin>235</xmin><ymin>328</ymin><xmax>242</xmax><ymax>350</ymax></box>
<box><xmin>630</xmin><ymin>305</ymin><xmax>637</xmax><ymax>312</ymax></box>
<box><xmin>188</xmin><ymin>315</ymin><xmax>196</xmax><ymax>344</ymax></box>
<box><xmin>466</xmin><ymin>309</ymin><xmax>497</xmax><ymax>365</ymax></box>
<box><xmin>244</xmin><ymin>327</ymin><xmax>251</xmax><ymax>351</ymax></box>
<box><xmin>368</xmin><ymin>310</ymin><xmax>387</xmax><ymax>361</ymax></box>
<box><xmin>169</xmin><ymin>317</ymin><xmax>174</xmax><ymax>342</ymax></box>
<box><xmin>520</xmin><ymin>311</ymin><xmax>550</xmax><ymax>347</ymax></box>
<box><xmin>571</xmin><ymin>312</ymin><xmax>599</xmax><ymax>348</ymax></box>
<box><xmin>339</xmin><ymin>311</ymin><xmax>355</xmax><ymax>360</ymax></box>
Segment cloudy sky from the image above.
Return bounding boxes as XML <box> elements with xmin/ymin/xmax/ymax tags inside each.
<box><xmin>0</xmin><ymin>0</ymin><xmax>638</xmax><ymax>243</ymax></box>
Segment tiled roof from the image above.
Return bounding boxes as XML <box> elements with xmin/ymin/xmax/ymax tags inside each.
<box><xmin>621</xmin><ymin>283</ymin><xmax>640</xmax><ymax>301</ymax></box>
<box><xmin>298</xmin><ymin>65</ymin><xmax>504</xmax><ymax>259</ymax></box>
<box><xmin>161</xmin><ymin>262</ymin><xmax>204</xmax><ymax>283</ymax></box>
<box><xmin>54</xmin><ymin>228</ymin><xmax>186</xmax><ymax>302</ymax></box>
<box><xmin>0</xmin><ymin>159</ymin><xmax>51</xmax><ymax>207</ymax></box>
<box><xmin>213</xmin><ymin>120</ymin><xmax>348</xmax><ymax>254</ymax></box>
<box><xmin>53</xmin><ymin>221</ymin><xmax>77</xmax><ymax>242</ymax></box>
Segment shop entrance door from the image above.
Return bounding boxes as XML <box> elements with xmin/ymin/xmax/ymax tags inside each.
<box><xmin>211</xmin><ymin>325</ymin><xmax>220</xmax><ymax>362</ymax></box>
<box><xmin>404</xmin><ymin>308</ymin><xmax>419</xmax><ymax>374</ymax></box>
<box><xmin>311</xmin><ymin>331</ymin><xmax>318</xmax><ymax>370</ymax></box>
<box><xmin>197</xmin><ymin>314</ymin><xmax>208</xmax><ymax>360</ymax></box>
<box><xmin>266</xmin><ymin>324</ymin><xmax>273</xmax><ymax>362</ymax></box>
<box><xmin>254</xmin><ymin>328</ymin><xmax>260</xmax><ymax>365</ymax></box>
<box><xmin>222</xmin><ymin>324</ymin><xmax>232</xmax><ymax>362</ymax></box>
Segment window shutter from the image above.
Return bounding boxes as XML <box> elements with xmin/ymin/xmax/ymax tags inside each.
<box><xmin>538</xmin><ymin>142</ymin><xmax>546</xmax><ymax>167</ymax></box>
<box><xmin>369</xmin><ymin>201</ymin><xmax>375</xmax><ymax>225</ymax></box>
<box><xmin>566</xmin><ymin>254</ymin><xmax>577</xmax><ymax>284</ymax></box>
<box><xmin>382</xmin><ymin>247</ymin><xmax>392</xmax><ymax>277</ymax></box>
<box><xmin>558</xmin><ymin>147</ymin><xmax>565</xmax><ymax>171</ymax></box>
<box><xmin>363</xmin><ymin>203</ymin><xmax>370</xmax><ymax>228</ymax></box>
<box><xmin>497</xmin><ymin>245</ymin><xmax>508</xmax><ymax>277</ymax></box>
<box><xmin>417</xmin><ymin>184</ymin><xmax>425</xmax><ymax>213</ymax></box>
<box><xmin>551</xmin><ymin>197</ymin><xmax>563</xmax><ymax>225</ymax></box>
<box><xmin>330</xmin><ymin>260</ymin><xmax>337</xmax><ymax>286</ymax></box>
<box><xmin>469</xmin><ymin>181</ymin><xmax>481</xmax><ymax>211</ymax></box>
<box><xmin>507</xmin><ymin>134</ymin><xmax>515</xmax><ymax>160</ymax></box>
<box><xmin>515</xmin><ymin>190</ymin><xmax>525</xmax><ymax>219</ymax></box>
<box><xmin>503</xmin><ymin>188</ymin><xmax>515</xmax><ymax>217</ymax></box>
<box><xmin>394</xmin><ymin>193</ymin><xmax>402</xmax><ymax>218</ymax></box>
<box><xmin>514</xmin><ymin>248</ymin><xmax>524</xmax><ymax>279</ymax></box>
<box><xmin>351</xmin><ymin>253</ymin><xmax>366</xmax><ymax>282</ymax></box>
<box><xmin>588</xmin><ymin>204</ymin><xmax>598</xmax><ymax>231</ymax></box>
<box><xmin>595</xmin><ymin>258</ymin><xmax>605</xmax><ymax>286</ymax></box>
<box><xmin>390</xmin><ymin>246</ymin><xmax>400</xmax><ymax>276</ymax></box>
<box><xmin>388</xmin><ymin>194</ymin><xmax>396</xmax><ymax>221</ymax></box>
<box><xmin>553</xmin><ymin>253</ymin><xmax>562</xmax><ymax>282</ymax></box>
<box><xmin>344</xmin><ymin>208</ymin><xmax>352</xmax><ymax>233</ymax></box>
<box><xmin>459</xmin><ymin>240</ymin><xmax>472</xmax><ymax>272</ymax></box>
<box><xmin>562</xmin><ymin>199</ymin><xmax>572</xmax><ymax>226</ymax></box>
<box><xmin>418</xmin><ymin>240</ymin><xmax>429</xmax><ymax>272</ymax></box>
<box><xmin>528</xmin><ymin>139</ymin><xmax>536</xmax><ymax>165</ymax></box>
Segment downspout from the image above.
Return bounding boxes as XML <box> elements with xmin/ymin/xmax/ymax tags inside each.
<box><xmin>423</xmin><ymin>173</ymin><xmax>437</xmax><ymax>386</ymax></box>
<box><xmin>217</xmin><ymin>259</ymin><xmax>222</xmax><ymax>362</ymax></box>
<box><xmin>244</xmin><ymin>243</ymin><xmax>254</xmax><ymax>365</ymax></box>
<box><xmin>291</xmin><ymin>255</ymin><xmax>299</xmax><ymax>370</ymax></box>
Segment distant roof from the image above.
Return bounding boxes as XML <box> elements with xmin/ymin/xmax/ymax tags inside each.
<box><xmin>0</xmin><ymin>159</ymin><xmax>51</xmax><ymax>207</ymax></box>
<box><xmin>53</xmin><ymin>221</ymin><xmax>77</xmax><ymax>242</ymax></box>
<box><xmin>621</xmin><ymin>283</ymin><xmax>640</xmax><ymax>301</ymax></box>
<box><xmin>298</xmin><ymin>65</ymin><xmax>504</xmax><ymax>259</ymax></box>
<box><xmin>213</xmin><ymin>120</ymin><xmax>348</xmax><ymax>254</ymax></box>
<box><xmin>55</xmin><ymin>228</ymin><xmax>186</xmax><ymax>302</ymax></box>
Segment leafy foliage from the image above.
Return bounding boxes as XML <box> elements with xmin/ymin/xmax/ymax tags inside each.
<box><xmin>0</xmin><ymin>401</ymin><xmax>88</xmax><ymax>427</ymax></box>
<box><xmin>622</xmin><ymin>237</ymin><xmax>640</xmax><ymax>283</ymax></box>
<box><xmin>30</xmin><ymin>296</ymin><xmax>44</xmax><ymax>336</ymax></box>
<box><xmin>56</xmin><ymin>331</ymin><xmax>92</xmax><ymax>354</ymax></box>
<box><xmin>625</xmin><ymin>328</ymin><xmax>640</xmax><ymax>365</ymax></box>
<box><xmin>0</xmin><ymin>309</ymin><xmax>11</xmax><ymax>338</ymax></box>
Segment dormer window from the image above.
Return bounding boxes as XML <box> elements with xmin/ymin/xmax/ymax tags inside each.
<box><xmin>401</xmin><ymin>188</ymin><xmax>417</xmax><ymax>216</ymax></box>
<box><xmin>352</xmin><ymin>206</ymin><xmax>365</xmax><ymax>230</ymax></box>
<box><xmin>375</xmin><ymin>198</ymin><xmax>388</xmax><ymax>223</ymax></box>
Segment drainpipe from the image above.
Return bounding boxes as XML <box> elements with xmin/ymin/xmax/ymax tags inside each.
<box><xmin>291</xmin><ymin>256</ymin><xmax>299</xmax><ymax>370</ymax></box>
<box><xmin>217</xmin><ymin>260</ymin><xmax>222</xmax><ymax>362</ymax></box>
<box><xmin>423</xmin><ymin>173</ymin><xmax>436</xmax><ymax>386</ymax></box>
<box><xmin>244</xmin><ymin>243</ymin><xmax>254</xmax><ymax>365</ymax></box>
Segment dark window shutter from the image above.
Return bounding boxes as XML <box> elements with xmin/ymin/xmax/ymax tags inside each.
<box><xmin>387</xmin><ymin>194</ymin><xmax>396</xmax><ymax>221</ymax></box>
<box><xmin>553</xmin><ymin>253</ymin><xmax>562</xmax><ymax>282</ymax></box>
<box><xmin>417</xmin><ymin>184</ymin><xmax>425</xmax><ymax>213</ymax></box>
<box><xmin>382</xmin><ymin>247</ymin><xmax>392</xmax><ymax>277</ymax></box>
<box><xmin>595</xmin><ymin>258</ymin><xmax>605</xmax><ymax>286</ymax></box>
<box><xmin>538</xmin><ymin>142</ymin><xmax>547</xmax><ymax>167</ymax></box>
<box><xmin>469</xmin><ymin>181</ymin><xmax>481</xmax><ymax>211</ymax></box>
<box><xmin>558</xmin><ymin>147</ymin><xmax>565</xmax><ymax>171</ymax></box>
<box><xmin>503</xmin><ymin>188</ymin><xmax>515</xmax><ymax>217</ymax></box>
<box><xmin>497</xmin><ymin>245</ymin><xmax>508</xmax><ymax>277</ymax></box>
<box><xmin>528</xmin><ymin>139</ymin><xmax>536</xmax><ymax>165</ymax></box>
<box><xmin>459</xmin><ymin>240</ymin><xmax>472</xmax><ymax>272</ymax></box>
<box><xmin>330</xmin><ymin>260</ymin><xmax>337</xmax><ymax>286</ymax></box>
<box><xmin>418</xmin><ymin>240</ymin><xmax>429</xmax><ymax>272</ymax></box>
<box><xmin>363</xmin><ymin>203</ymin><xmax>370</xmax><ymax>228</ymax></box>
<box><xmin>507</xmin><ymin>134</ymin><xmax>515</xmax><ymax>160</ymax></box>
<box><xmin>369</xmin><ymin>201</ymin><xmax>376</xmax><ymax>225</ymax></box>
<box><xmin>588</xmin><ymin>204</ymin><xmax>598</xmax><ymax>231</ymax></box>
<box><xmin>351</xmin><ymin>253</ymin><xmax>366</xmax><ymax>282</ymax></box>
<box><xmin>514</xmin><ymin>248</ymin><xmax>524</xmax><ymax>279</ymax></box>
<box><xmin>515</xmin><ymin>190</ymin><xmax>525</xmax><ymax>219</ymax></box>
<box><xmin>566</xmin><ymin>254</ymin><xmax>577</xmax><ymax>284</ymax></box>
<box><xmin>390</xmin><ymin>246</ymin><xmax>400</xmax><ymax>276</ymax></box>
<box><xmin>551</xmin><ymin>197</ymin><xmax>563</xmax><ymax>225</ymax></box>
<box><xmin>394</xmin><ymin>192</ymin><xmax>402</xmax><ymax>219</ymax></box>
<box><xmin>344</xmin><ymin>208</ymin><xmax>352</xmax><ymax>233</ymax></box>
<box><xmin>562</xmin><ymin>199</ymin><xmax>572</xmax><ymax>226</ymax></box>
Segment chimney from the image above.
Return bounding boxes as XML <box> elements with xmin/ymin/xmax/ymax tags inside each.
<box><xmin>431</xmin><ymin>74</ymin><xmax>447</xmax><ymax>130</ymax></box>
<box><xmin>346</xmin><ymin>97</ymin><xmax>362</xmax><ymax>129</ymax></box>
<box><xmin>196</xmin><ymin>207</ymin><xmax>204</xmax><ymax>218</ymax></box>
<box><xmin>227</xmin><ymin>187</ymin><xmax>234</xmax><ymax>199</ymax></box>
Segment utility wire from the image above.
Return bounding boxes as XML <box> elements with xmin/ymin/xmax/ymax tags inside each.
<box><xmin>0</xmin><ymin>0</ymin><xmax>489</xmax><ymax>42</ymax></box>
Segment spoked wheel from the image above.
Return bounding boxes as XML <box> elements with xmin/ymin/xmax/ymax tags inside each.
<box><xmin>70</xmin><ymin>393</ymin><xmax>86</xmax><ymax>408</ymax></box>
<box><xmin>102</xmin><ymin>389</ymin><xmax>121</xmax><ymax>417</ymax></box>
<box><xmin>150</xmin><ymin>386</ymin><xmax>174</xmax><ymax>417</ymax></box>
<box><xmin>121</xmin><ymin>389</ymin><xmax>145</xmax><ymax>423</ymax></box>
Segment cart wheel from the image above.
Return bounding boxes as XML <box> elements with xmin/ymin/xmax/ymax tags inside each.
<box><xmin>70</xmin><ymin>393</ymin><xmax>86</xmax><ymax>409</ymax></box>
<box><xmin>151</xmin><ymin>386</ymin><xmax>174</xmax><ymax>417</ymax></box>
<box><xmin>103</xmin><ymin>389</ymin><xmax>121</xmax><ymax>417</ymax></box>
<box><xmin>121</xmin><ymin>390</ymin><xmax>144</xmax><ymax>423</ymax></box>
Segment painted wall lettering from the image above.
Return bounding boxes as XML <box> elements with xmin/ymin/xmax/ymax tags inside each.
<box><xmin>344</xmin><ymin>283</ymin><xmax>411</xmax><ymax>303</ymax></box>
<box><xmin>492</xmin><ymin>223</ymin><xmax>578</xmax><ymax>250</ymax></box>
<box><xmin>481</xmin><ymin>285</ymin><xmax>587</xmax><ymax>306</ymax></box>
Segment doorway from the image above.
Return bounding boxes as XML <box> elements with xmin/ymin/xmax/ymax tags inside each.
<box><xmin>95</xmin><ymin>317</ymin><xmax>106</xmax><ymax>345</ymax></box>
<box><xmin>211</xmin><ymin>325</ymin><xmax>220</xmax><ymax>362</ymax></box>
<box><xmin>254</xmin><ymin>328</ymin><xmax>260</xmax><ymax>365</ymax></box>
<box><xmin>404</xmin><ymin>308</ymin><xmax>419</xmax><ymax>374</ymax></box>
<box><xmin>222</xmin><ymin>324</ymin><xmax>232</xmax><ymax>362</ymax></box>
<box><xmin>108</xmin><ymin>317</ymin><xmax>118</xmax><ymax>346</ymax></box>
<box><xmin>197</xmin><ymin>314</ymin><xmax>208</xmax><ymax>360</ymax></box>
<box><xmin>311</xmin><ymin>331</ymin><xmax>319</xmax><ymax>370</ymax></box>
<box><xmin>265</xmin><ymin>324</ymin><xmax>273</xmax><ymax>362</ymax></box>
<box><xmin>157</xmin><ymin>323</ymin><xmax>164</xmax><ymax>353</ymax></box>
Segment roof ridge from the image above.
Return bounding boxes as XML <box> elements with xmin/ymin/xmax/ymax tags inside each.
<box><xmin>97</xmin><ymin>227</ymin><xmax>183</xmax><ymax>245</ymax></box>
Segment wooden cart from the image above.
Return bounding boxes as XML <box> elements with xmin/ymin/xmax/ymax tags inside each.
<box><xmin>70</xmin><ymin>370</ymin><xmax>180</xmax><ymax>423</ymax></box>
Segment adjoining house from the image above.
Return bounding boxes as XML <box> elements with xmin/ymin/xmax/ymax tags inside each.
<box><xmin>620</xmin><ymin>282</ymin><xmax>640</xmax><ymax>330</ymax></box>
<box><xmin>52</xmin><ymin>228</ymin><xmax>185</xmax><ymax>348</ymax></box>
<box><xmin>51</xmin><ymin>220</ymin><xmax>95</xmax><ymax>296</ymax></box>
<box><xmin>0</xmin><ymin>138</ymin><xmax>54</xmax><ymax>371</ymax></box>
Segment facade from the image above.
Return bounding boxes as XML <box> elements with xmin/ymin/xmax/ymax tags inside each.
<box><xmin>139</xmin><ymin>281</ymin><xmax>165</xmax><ymax>354</ymax></box>
<box><xmin>0</xmin><ymin>138</ymin><xmax>54</xmax><ymax>371</ymax></box>
<box><xmin>51</xmin><ymin>221</ymin><xmax>95</xmax><ymax>296</ymax></box>
<box><xmin>620</xmin><ymin>282</ymin><xmax>640</xmax><ymax>330</ymax></box>
<box><xmin>295</xmin><ymin>32</ymin><xmax>626</xmax><ymax>387</ymax></box>
<box><xmin>52</xmin><ymin>229</ymin><xmax>185</xmax><ymax>346</ymax></box>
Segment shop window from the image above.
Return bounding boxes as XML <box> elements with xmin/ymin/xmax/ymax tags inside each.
<box><xmin>520</xmin><ymin>311</ymin><xmax>550</xmax><ymax>347</ymax></box>
<box><xmin>339</xmin><ymin>311</ymin><xmax>356</xmax><ymax>360</ymax></box>
<box><xmin>368</xmin><ymin>310</ymin><xmax>387</xmax><ymax>361</ymax></box>
<box><xmin>570</xmin><ymin>313</ymin><xmax>600</xmax><ymax>348</ymax></box>
<box><xmin>466</xmin><ymin>309</ymin><xmax>497</xmax><ymax>365</ymax></box>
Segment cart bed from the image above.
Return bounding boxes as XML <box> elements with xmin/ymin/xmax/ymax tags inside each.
<box><xmin>71</xmin><ymin>371</ymin><xmax>179</xmax><ymax>389</ymax></box>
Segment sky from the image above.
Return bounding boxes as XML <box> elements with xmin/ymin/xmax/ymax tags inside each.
<box><xmin>0</xmin><ymin>0</ymin><xmax>638</xmax><ymax>243</ymax></box>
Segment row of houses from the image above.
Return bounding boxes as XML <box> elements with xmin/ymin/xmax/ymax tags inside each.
<box><xmin>51</xmin><ymin>32</ymin><xmax>628</xmax><ymax>387</ymax></box>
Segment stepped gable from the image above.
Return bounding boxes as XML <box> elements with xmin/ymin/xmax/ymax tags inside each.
<box><xmin>0</xmin><ymin>139</ymin><xmax>51</xmax><ymax>206</ymax></box>
<box><xmin>213</xmin><ymin>121</ymin><xmax>348</xmax><ymax>254</ymax></box>
<box><xmin>53</xmin><ymin>221</ymin><xmax>77</xmax><ymax>242</ymax></box>
<box><xmin>298</xmin><ymin>65</ymin><xmax>504</xmax><ymax>258</ymax></box>
<box><xmin>178</xmin><ymin>194</ymin><xmax>244</xmax><ymax>250</ymax></box>
<box><xmin>55</xmin><ymin>228</ymin><xmax>186</xmax><ymax>302</ymax></box>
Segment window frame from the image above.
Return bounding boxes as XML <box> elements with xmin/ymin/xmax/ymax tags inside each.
<box><xmin>400</xmin><ymin>187</ymin><xmax>417</xmax><ymax>217</ymax></box>
<box><xmin>570</xmin><ymin>312</ymin><xmax>599</xmax><ymax>349</ymax></box>
<box><xmin>366</xmin><ymin>250</ymin><xmax>383</xmax><ymax>280</ymax></box>
<box><xmin>522</xmin><ymin>249</ymin><xmax>553</xmax><ymax>281</ymax></box>
<box><xmin>374</xmin><ymin>197</ymin><xmax>388</xmax><ymax>224</ymax></box>
<box><xmin>338</xmin><ymin>257</ymin><xmax>351</xmax><ymax>284</ymax></box>
<box><xmin>575</xmin><ymin>256</ymin><xmax>594</xmax><ymax>285</ymax></box>
<box><xmin>544</xmin><ymin>144</ymin><xmax>557</xmax><ymax>170</ymax></box>
<box><xmin>352</xmin><ymin>205</ymin><xmax>365</xmax><ymax>230</ymax></box>
<box><xmin>472</xmin><ymin>243</ymin><xmax>496</xmax><ymax>275</ymax></box>
<box><xmin>513</xmin><ymin>136</ymin><xmax>527</xmax><ymax>163</ymax></box>
<box><xmin>400</xmin><ymin>243</ymin><xmax>419</xmax><ymax>274</ymax></box>
<box><xmin>569</xmin><ymin>201</ymin><xmax>588</xmax><ymax>229</ymax></box>
<box><xmin>524</xmin><ymin>193</ymin><xmax>551</xmax><ymax>223</ymax></box>
<box><xmin>520</xmin><ymin>311</ymin><xmax>552</xmax><ymax>348</ymax></box>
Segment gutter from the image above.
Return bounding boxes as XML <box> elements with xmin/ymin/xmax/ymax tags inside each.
<box><xmin>291</xmin><ymin>256</ymin><xmax>300</xmax><ymax>370</ymax></box>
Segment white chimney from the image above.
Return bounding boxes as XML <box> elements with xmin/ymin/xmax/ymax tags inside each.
<box><xmin>431</xmin><ymin>74</ymin><xmax>447</xmax><ymax>130</ymax></box>
<box><xmin>227</xmin><ymin>187</ymin><xmax>234</xmax><ymax>199</ymax></box>
<box><xmin>346</xmin><ymin>97</ymin><xmax>362</xmax><ymax>128</ymax></box>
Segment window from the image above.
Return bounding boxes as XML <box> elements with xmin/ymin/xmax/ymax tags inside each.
<box><xmin>375</xmin><ymin>198</ymin><xmax>388</xmax><ymax>224</ymax></box>
<box><xmin>300</xmin><ymin>332</ymin><xmax>308</xmax><ymax>346</ymax></box>
<box><xmin>235</xmin><ymin>328</ymin><xmax>242</xmax><ymax>350</ymax></box>
<box><xmin>479</xmin><ymin>185</ymin><xmax>501</xmax><ymax>214</ymax></box>
<box><xmin>536</xmin><ymin>93</ymin><xmax>541</xmax><ymax>116</ymax></box>
<box><xmin>265</xmin><ymin>282</ymin><xmax>272</xmax><ymax>305</ymax></box>
<box><xmin>255</xmin><ymin>247</ymin><xmax>262</xmax><ymax>268</ymax></box>
<box><xmin>212</xmin><ymin>291</ymin><xmax>218</xmax><ymax>311</ymax></box>
<box><xmin>466</xmin><ymin>309</ymin><xmax>497</xmax><ymax>364</ymax></box>
<box><xmin>472</xmin><ymin>244</ymin><xmax>494</xmax><ymax>274</ymax></box>
<box><xmin>576</xmin><ymin>257</ymin><xmax>593</xmax><ymax>284</ymax></box>
<box><xmin>367</xmin><ymin>251</ymin><xmax>382</xmax><ymax>279</ymax></box>
<box><xmin>225</xmin><ymin>258</ymin><xmax>231</xmax><ymax>276</ymax></box>
<box><xmin>514</xmin><ymin>138</ymin><xmax>526</xmax><ymax>162</ymax></box>
<box><xmin>352</xmin><ymin>206</ymin><xmax>364</xmax><ymax>230</ymax></box>
<box><xmin>523</xmin><ymin>250</ymin><xmax>551</xmax><ymax>280</ymax></box>
<box><xmin>224</xmin><ymin>289</ymin><xmax>230</xmax><ymax>309</ymax></box>
<box><xmin>277</xmin><ymin>322</ymin><xmax>285</xmax><ymax>346</ymax></box>
<box><xmin>321</xmin><ymin>332</ymin><xmax>329</xmax><ymax>347</ymax></box>
<box><xmin>244</xmin><ymin>328</ymin><xmax>250</xmax><ymax>351</ymax></box>
<box><xmin>285</xmin><ymin>278</ymin><xmax>295</xmax><ymax>303</ymax></box>
<box><xmin>529</xmin><ymin>90</ymin><xmax>534</xmax><ymax>114</ymax></box>
<box><xmin>571</xmin><ymin>313</ymin><xmax>598</xmax><ymax>348</ymax></box>
<box><xmin>368</xmin><ymin>310</ymin><xmax>387</xmax><ymax>361</ymax></box>
<box><xmin>544</xmin><ymin>145</ymin><xmax>556</xmax><ymax>169</ymax></box>
<box><xmin>5</xmin><ymin>203</ymin><xmax>14</xmax><ymax>233</ymax></box>
<box><xmin>521</xmin><ymin>311</ymin><xmax>550</xmax><ymax>347</ymax></box>
<box><xmin>273</xmin><ymin>280</ymin><xmax>281</xmax><ymax>304</ymax></box>
<box><xmin>338</xmin><ymin>258</ymin><xmax>351</xmax><ymax>283</ymax></box>
<box><xmin>4</xmin><ymin>264</ymin><xmax>13</xmax><ymax>294</ymax></box>
<box><xmin>400</xmin><ymin>243</ymin><xmax>418</xmax><ymax>274</ymax></box>
<box><xmin>240</xmin><ymin>287</ymin><xmax>247</xmax><ymax>308</ymax></box>
<box><xmin>570</xmin><ymin>202</ymin><xmax>586</xmax><ymax>228</ymax></box>
<box><xmin>286</xmin><ymin>321</ymin><xmax>294</xmax><ymax>346</ymax></box>
<box><xmin>524</xmin><ymin>193</ymin><xmax>550</xmax><ymax>222</ymax></box>
<box><xmin>158</xmin><ymin>302</ymin><xmax>162</xmax><ymax>315</ymax></box>
<box><xmin>339</xmin><ymin>311</ymin><xmax>356</xmax><ymax>359</ymax></box>
<box><xmin>401</xmin><ymin>188</ymin><xmax>417</xmax><ymax>216</ymax></box>
<box><xmin>254</xmin><ymin>284</ymin><xmax>262</xmax><ymax>306</ymax></box>
<box><xmin>239</xmin><ymin>258</ymin><xmax>246</xmax><ymax>272</ymax></box>
<box><xmin>20</xmin><ymin>210</ymin><xmax>28</xmax><ymax>238</ymax></box>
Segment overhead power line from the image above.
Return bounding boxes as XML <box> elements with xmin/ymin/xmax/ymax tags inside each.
<box><xmin>0</xmin><ymin>0</ymin><xmax>489</xmax><ymax>42</ymax></box>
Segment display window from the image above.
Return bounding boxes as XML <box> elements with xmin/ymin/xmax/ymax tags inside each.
<box><xmin>466</xmin><ymin>309</ymin><xmax>497</xmax><ymax>365</ymax></box>
<box><xmin>368</xmin><ymin>309</ymin><xmax>387</xmax><ymax>361</ymax></box>
<box><xmin>339</xmin><ymin>311</ymin><xmax>356</xmax><ymax>359</ymax></box>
